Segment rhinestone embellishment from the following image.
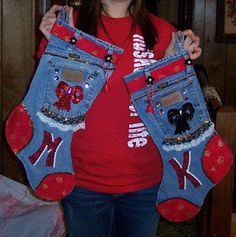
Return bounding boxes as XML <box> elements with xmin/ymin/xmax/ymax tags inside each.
<box><xmin>163</xmin><ymin>120</ymin><xmax>212</xmax><ymax>146</ymax></box>
<box><xmin>40</xmin><ymin>106</ymin><xmax>85</xmax><ymax>125</ymax></box>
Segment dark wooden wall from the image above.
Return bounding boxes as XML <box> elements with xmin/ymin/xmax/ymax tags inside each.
<box><xmin>157</xmin><ymin>0</ymin><xmax>236</xmax><ymax>107</ymax></box>
<box><xmin>192</xmin><ymin>1</ymin><xmax>236</xmax><ymax>236</ymax></box>
<box><xmin>193</xmin><ymin>0</ymin><xmax>236</xmax><ymax>106</ymax></box>
<box><xmin>0</xmin><ymin>0</ymin><xmax>3</xmax><ymax>173</ymax></box>
<box><xmin>0</xmin><ymin>0</ymin><xmax>40</xmax><ymax>182</ymax></box>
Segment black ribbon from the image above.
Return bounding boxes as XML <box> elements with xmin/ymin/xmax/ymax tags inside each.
<box><xmin>168</xmin><ymin>102</ymin><xmax>195</xmax><ymax>134</ymax></box>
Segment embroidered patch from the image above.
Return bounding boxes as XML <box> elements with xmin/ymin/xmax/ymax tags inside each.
<box><xmin>169</xmin><ymin>151</ymin><xmax>202</xmax><ymax>190</ymax></box>
<box><xmin>28</xmin><ymin>131</ymin><xmax>63</xmax><ymax>167</ymax></box>
<box><xmin>160</xmin><ymin>91</ymin><xmax>182</xmax><ymax>107</ymax></box>
<box><xmin>62</xmin><ymin>68</ymin><xmax>84</xmax><ymax>83</ymax></box>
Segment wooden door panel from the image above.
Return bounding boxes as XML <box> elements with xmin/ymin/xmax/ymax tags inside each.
<box><xmin>1</xmin><ymin>0</ymin><xmax>37</xmax><ymax>183</ymax></box>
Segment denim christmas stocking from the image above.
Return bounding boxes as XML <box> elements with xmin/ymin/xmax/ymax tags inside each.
<box><xmin>124</xmin><ymin>32</ymin><xmax>233</xmax><ymax>222</ymax></box>
<box><xmin>5</xmin><ymin>8</ymin><xmax>123</xmax><ymax>201</ymax></box>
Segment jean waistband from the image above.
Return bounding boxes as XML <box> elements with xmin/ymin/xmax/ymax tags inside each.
<box><xmin>50</xmin><ymin>19</ymin><xmax>123</xmax><ymax>64</ymax></box>
<box><xmin>125</xmin><ymin>54</ymin><xmax>195</xmax><ymax>94</ymax></box>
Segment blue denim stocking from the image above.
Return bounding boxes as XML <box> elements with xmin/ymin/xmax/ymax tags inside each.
<box><xmin>124</xmin><ymin>32</ymin><xmax>233</xmax><ymax>222</ymax></box>
<box><xmin>5</xmin><ymin>8</ymin><xmax>123</xmax><ymax>201</ymax></box>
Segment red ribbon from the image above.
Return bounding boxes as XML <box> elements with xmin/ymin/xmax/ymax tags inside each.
<box><xmin>53</xmin><ymin>81</ymin><xmax>84</xmax><ymax>111</ymax></box>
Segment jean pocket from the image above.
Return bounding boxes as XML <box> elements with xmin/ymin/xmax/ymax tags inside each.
<box><xmin>38</xmin><ymin>55</ymin><xmax>105</xmax><ymax>130</ymax></box>
<box><xmin>138</xmin><ymin>74</ymin><xmax>214</xmax><ymax>150</ymax></box>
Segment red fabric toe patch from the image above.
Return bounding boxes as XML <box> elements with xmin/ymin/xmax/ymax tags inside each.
<box><xmin>202</xmin><ymin>134</ymin><xmax>233</xmax><ymax>184</ymax></box>
<box><xmin>156</xmin><ymin>198</ymin><xmax>200</xmax><ymax>222</ymax></box>
<box><xmin>5</xmin><ymin>103</ymin><xmax>33</xmax><ymax>153</ymax></box>
<box><xmin>35</xmin><ymin>173</ymin><xmax>75</xmax><ymax>201</ymax></box>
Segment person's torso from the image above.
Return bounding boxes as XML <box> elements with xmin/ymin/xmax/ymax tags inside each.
<box><xmin>71</xmin><ymin>14</ymin><xmax>175</xmax><ymax>193</ymax></box>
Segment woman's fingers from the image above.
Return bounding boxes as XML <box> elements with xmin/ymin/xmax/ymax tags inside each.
<box><xmin>190</xmin><ymin>46</ymin><xmax>202</xmax><ymax>60</ymax></box>
<box><xmin>39</xmin><ymin>4</ymin><xmax>63</xmax><ymax>40</ymax></box>
<box><xmin>164</xmin><ymin>30</ymin><xmax>202</xmax><ymax>60</ymax></box>
<box><xmin>183</xmin><ymin>29</ymin><xmax>201</xmax><ymax>59</ymax></box>
<box><xmin>41</xmin><ymin>12</ymin><xmax>56</xmax><ymax>22</ymax></box>
<box><xmin>48</xmin><ymin>4</ymin><xmax>63</xmax><ymax>14</ymax></box>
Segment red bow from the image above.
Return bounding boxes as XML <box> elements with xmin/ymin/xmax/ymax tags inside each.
<box><xmin>53</xmin><ymin>81</ymin><xmax>84</xmax><ymax>112</ymax></box>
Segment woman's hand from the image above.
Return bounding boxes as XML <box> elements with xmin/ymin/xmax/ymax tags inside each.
<box><xmin>183</xmin><ymin>30</ymin><xmax>201</xmax><ymax>60</ymax></box>
<box><xmin>39</xmin><ymin>4</ymin><xmax>74</xmax><ymax>40</ymax></box>
<box><xmin>164</xmin><ymin>30</ymin><xmax>202</xmax><ymax>60</ymax></box>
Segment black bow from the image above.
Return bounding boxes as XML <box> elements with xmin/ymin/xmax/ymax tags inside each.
<box><xmin>168</xmin><ymin>102</ymin><xmax>195</xmax><ymax>135</ymax></box>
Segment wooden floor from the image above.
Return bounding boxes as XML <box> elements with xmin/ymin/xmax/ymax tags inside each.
<box><xmin>231</xmin><ymin>214</ymin><xmax>236</xmax><ymax>237</ymax></box>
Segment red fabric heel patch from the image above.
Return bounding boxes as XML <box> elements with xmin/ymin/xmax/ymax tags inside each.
<box><xmin>202</xmin><ymin>134</ymin><xmax>233</xmax><ymax>184</ymax></box>
<box><xmin>34</xmin><ymin>173</ymin><xmax>75</xmax><ymax>201</ymax></box>
<box><xmin>156</xmin><ymin>198</ymin><xmax>200</xmax><ymax>222</ymax></box>
<box><xmin>5</xmin><ymin>103</ymin><xmax>33</xmax><ymax>153</ymax></box>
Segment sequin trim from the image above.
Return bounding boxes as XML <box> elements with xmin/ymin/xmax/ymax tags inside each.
<box><xmin>163</xmin><ymin>121</ymin><xmax>214</xmax><ymax>151</ymax></box>
<box><xmin>37</xmin><ymin>106</ymin><xmax>85</xmax><ymax>132</ymax></box>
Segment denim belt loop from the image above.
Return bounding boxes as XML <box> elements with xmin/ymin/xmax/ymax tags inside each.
<box><xmin>174</xmin><ymin>32</ymin><xmax>188</xmax><ymax>58</ymax></box>
<box><xmin>185</xmin><ymin>54</ymin><xmax>193</xmax><ymax>74</ymax></box>
<box><xmin>174</xmin><ymin>31</ymin><xmax>193</xmax><ymax>74</ymax></box>
<box><xmin>67</xmin><ymin>41</ymin><xmax>75</xmax><ymax>52</ymax></box>
<box><xmin>106</xmin><ymin>48</ymin><xmax>114</xmax><ymax>61</ymax></box>
<box><xmin>186</xmin><ymin>62</ymin><xmax>193</xmax><ymax>74</ymax></box>
<box><xmin>74</xmin><ymin>31</ymin><xmax>80</xmax><ymax>40</ymax></box>
<box><xmin>101</xmin><ymin>48</ymin><xmax>114</xmax><ymax>70</ymax></box>
<box><xmin>174</xmin><ymin>31</ymin><xmax>184</xmax><ymax>53</ymax></box>
<box><xmin>144</xmin><ymin>69</ymin><xmax>152</xmax><ymax>79</ymax></box>
<box><xmin>58</xmin><ymin>6</ymin><xmax>70</xmax><ymax>24</ymax></box>
<box><xmin>107</xmin><ymin>47</ymin><xmax>114</xmax><ymax>55</ymax></box>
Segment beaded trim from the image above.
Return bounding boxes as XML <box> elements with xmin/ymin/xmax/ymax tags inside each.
<box><xmin>163</xmin><ymin>120</ymin><xmax>214</xmax><ymax>151</ymax></box>
<box><xmin>37</xmin><ymin>106</ymin><xmax>85</xmax><ymax>132</ymax></box>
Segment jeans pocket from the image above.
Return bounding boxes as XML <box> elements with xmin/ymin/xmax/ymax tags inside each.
<box><xmin>38</xmin><ymin>54</ymin><xmax>106</xmax><ymax>130</ymax></box>
<box><xmin>151</xmin><ymin>75</ymin><xmax>213</xmax><ymax>150</ymax></box>
<box><xmin>133</xmin><ymin>73</ymin><xmax>214</xmax><ymax>151</ymax></box>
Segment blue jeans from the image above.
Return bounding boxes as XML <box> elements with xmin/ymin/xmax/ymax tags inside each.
<box><xmin>61</xmin><ymin>185</ymin><xmax>160</xmax><ymax>237</ymax></box>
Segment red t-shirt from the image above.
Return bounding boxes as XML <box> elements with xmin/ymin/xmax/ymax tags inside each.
<box><xmin>37</xmin><ymin>13</ymin><xmax>175</xmax><ymax>193</ymax></box>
